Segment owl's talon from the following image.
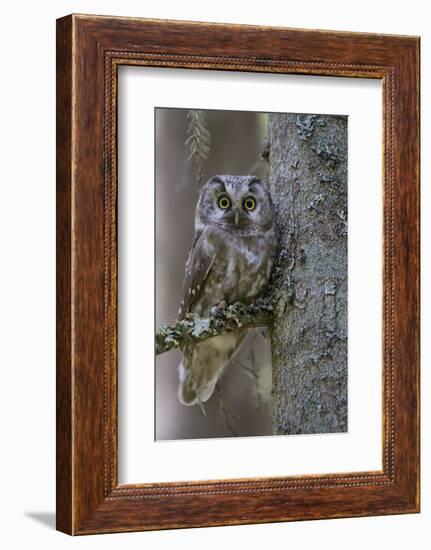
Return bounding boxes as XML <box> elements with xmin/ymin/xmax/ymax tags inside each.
<box><xmin>210</xmin><ymin>300</ymin><xmax>227</xmax><ymax>319</ymax></box>
<box><xmin>184</xmin><ymin>312</ymin><xmax>198</xmax><ymax>321</ymax></box>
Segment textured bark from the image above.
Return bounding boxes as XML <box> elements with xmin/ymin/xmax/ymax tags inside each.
<box><xmin>268</xmin><ymin>113</ymin><xmax>348</xmax><ymax>435</ymax></box>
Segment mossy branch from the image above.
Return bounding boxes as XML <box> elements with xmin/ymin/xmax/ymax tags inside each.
<box><xmin>155</xmin><ymin>296</ymin><xmax>275</xmax><ymax>355</ymax></box>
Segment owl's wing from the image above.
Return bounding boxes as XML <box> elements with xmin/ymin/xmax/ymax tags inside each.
<box><xmin>178</xmin><ymin>230</ymin><xmax>214</xmax><ymax>319</ymax></box>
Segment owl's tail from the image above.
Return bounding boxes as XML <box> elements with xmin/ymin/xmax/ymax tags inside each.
<box><xmin>178</xmin><ymin>331</ymin><xmax>246</xmax><ymax>406</ymax></box>
<box><xmin>178</xmin><ymin>360</ymin><xmax>207</xmax><ymax>406</ymax></box>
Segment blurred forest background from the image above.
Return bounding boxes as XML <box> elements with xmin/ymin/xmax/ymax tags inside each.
<box><xmin>155</xmin><ymin>108</ymin><xmax>273</xmax><ymax>440</ymax></box>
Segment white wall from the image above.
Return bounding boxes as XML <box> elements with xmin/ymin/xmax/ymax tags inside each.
<box><xmin>0</xmin><ymin>0</ymin><xmax>428</xmax><ymax>548</ymax></box>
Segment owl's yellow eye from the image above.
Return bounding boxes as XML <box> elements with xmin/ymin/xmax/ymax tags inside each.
<box><xmin>243</xmin><ymin>196</ymin><xmax>256</xmax><ymax>211</ymax></box>
<box><xmin>218</xmin><ymin>195</ymin><xmax>231</xmax><ymax>210</ymax></box>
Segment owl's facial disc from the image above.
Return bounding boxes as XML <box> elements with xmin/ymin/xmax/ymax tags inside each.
<box><xmin>195</xmin><ymin>175</ymin><xmax>274</xmax><ymax>233</ymax></box>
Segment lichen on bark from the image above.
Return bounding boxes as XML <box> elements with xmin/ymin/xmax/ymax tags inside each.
<box><xmin>268</xmin><ymin>113</ymin><xmax>348</xmax><ymax>435</ymax></box>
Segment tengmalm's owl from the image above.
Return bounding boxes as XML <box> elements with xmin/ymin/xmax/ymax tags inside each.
<box><xmin>178</xmin><ymin>175</ymin><xmax>277</xmax><ymax>406</ymax></box>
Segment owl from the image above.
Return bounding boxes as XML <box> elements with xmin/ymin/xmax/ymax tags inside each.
<box><xmin>177</xmin><ymin>175</ymin><xmax>277</xmax><ymax>406</ymax></box>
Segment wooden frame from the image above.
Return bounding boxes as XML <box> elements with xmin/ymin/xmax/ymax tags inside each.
<box><xmin>56</xmin><ymin>14</ymin><xmax>420</xmax><ymax>535</ymax></box>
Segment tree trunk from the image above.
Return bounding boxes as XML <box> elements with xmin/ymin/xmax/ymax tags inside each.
<box><xmin>268</xmin><ymin>113</ymin><xmax>348</xmax><ymax>435</ymax></box>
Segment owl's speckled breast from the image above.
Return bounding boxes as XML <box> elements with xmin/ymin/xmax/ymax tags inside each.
<box><xmin>192</xmin><ymin>225</ymin><xmax>276</xmax><ymax>317</ymax></box>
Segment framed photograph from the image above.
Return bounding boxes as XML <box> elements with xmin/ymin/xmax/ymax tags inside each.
<box><xmin>56</xmin><ymin>14</ymin><xmax>420</xmax><ymax>534</ymax></box>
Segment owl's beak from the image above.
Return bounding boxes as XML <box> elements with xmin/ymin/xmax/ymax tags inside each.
<box><xmin>234</xmin><ymin>209</ymin><xmax>239</xmax><ymax>225</ymax></box>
